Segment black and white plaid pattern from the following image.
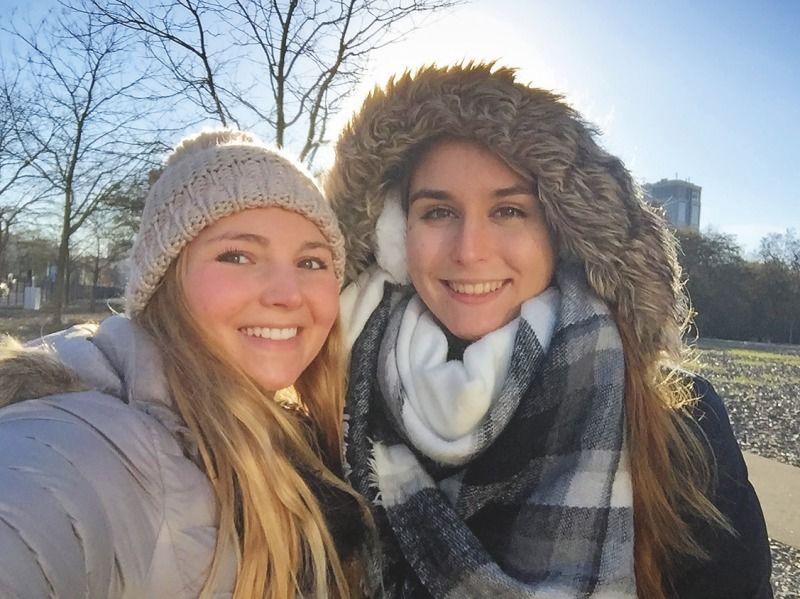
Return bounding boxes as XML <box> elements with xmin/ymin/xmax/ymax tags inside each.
<box><xmin>345</xmin><ymin>267</ymin><xmax>636</xmax><ymax>598</ymax></box>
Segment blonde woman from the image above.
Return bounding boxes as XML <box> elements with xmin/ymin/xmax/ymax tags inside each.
<box><xmin>326</xmin><ymin>64</ymin><xmax>772</xmax><ymax>598</ymax></box>
<box><xmin>0</xmin><ymin>130</ymin><xmax>368</xmax><ymax>598</ymax></box>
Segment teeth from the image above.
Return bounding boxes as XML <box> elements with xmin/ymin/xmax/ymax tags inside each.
<box><xmin>242</xmin><ymin>327</ymin><xmax>298</xmax><ymax>340</ymax></box>
<box><xmin>448</xmin><ymin>281</ymin><xmax>505</xmax><ymax>295</ymax></box>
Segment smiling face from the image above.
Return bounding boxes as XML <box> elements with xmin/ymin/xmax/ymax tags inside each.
<box><xmin>181</xmin><ymin>207</ymin><xmax>340</xmax><ymax>391</ymax></box>
<box><xmin>406</xmin><ymin>139</ymin><xmax>556</xmax><ymax>340</ymax></box>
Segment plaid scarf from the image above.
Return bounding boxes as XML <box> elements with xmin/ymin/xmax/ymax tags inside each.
<box><xmin>344</xmin><ymin>267</ymin><xmax>636</xmax><ymax>598</ymax></box>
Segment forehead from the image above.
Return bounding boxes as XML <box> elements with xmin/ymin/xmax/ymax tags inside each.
<box><xmin>183</xmin><ymin>207</ymin><xmax>332</xmax><ymax>261</ymax></box>
<box><xmin>406</xmin><ymin>139</ymin><xmax>536</xmax><ymax>205</ymax></box>
<box><xmin>197</xmin><ymin>207</ymin><xmax>326</xmax><ymax>239</ymax></box>
<box><xmin>408</xmin><ymin>139</ymin><xmax>530</xmax><ymax>188</ymax></box>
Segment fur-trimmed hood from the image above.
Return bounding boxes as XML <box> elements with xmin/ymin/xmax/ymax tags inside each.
<box><xmin>0</xmin><ymin>316</ymin><xmax>174</xmax><ymax>418</ymax></box>
<box><xmin>325</xmin><ymin>62</ymin><xmax>686</xmax><ymax>358</ymax></box>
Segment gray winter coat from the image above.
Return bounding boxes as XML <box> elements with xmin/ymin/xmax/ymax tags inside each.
<box><xmin>0</xmin><ymin>316</ymin><xmax>236</xmax><ymax>598</ymax></box>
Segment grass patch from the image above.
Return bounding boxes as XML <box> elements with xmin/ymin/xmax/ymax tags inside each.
<box><xmin>0</xmin><ymin>308</ymin><xmax>114</xmax><ymax>342</ymax></box>
<box><xmin>712</xmin><ymin>374</ymin><xmax>765</xmax><ymax>387</ymax></box>
<box><xmin>726</xmin><ymin>348</ymin><xmax>800</xmax><ymax>368</ymax></box>
<box><xmin>696</xmin><ymin>343</ymin><xmax>800</xmax><ymax>391</ymax></box>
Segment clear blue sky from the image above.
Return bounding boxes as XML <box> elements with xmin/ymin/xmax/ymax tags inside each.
<box><xmin>347</xmin><ymin>0</ymin><xmax>800</xmax><ymax>254</ymax></box>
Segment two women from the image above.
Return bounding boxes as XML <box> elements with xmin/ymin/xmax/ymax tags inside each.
<box><xmin>0</xmin><ymin>65</ymin><xmax>772</xmax><ymax>599</ymax></box>
<box><xmin>327</xmin><ymin>63</ymin><xmax>772</xmax><ymax>598</ymax></box>
<box><xmin>0</xmin><ymin>130</ymin><xmax>366</xmax><ymax>598</ymax></box>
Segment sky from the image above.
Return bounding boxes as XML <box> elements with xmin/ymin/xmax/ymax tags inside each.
<box><xmin>3</xmin><ymin>0</ymin><xmax>797</xmax><ymax>255</ymax></box>
<box><xmin>334</xmin><ymin>0</ymin><xmax>800</xmax><ymax>255</ymax></box>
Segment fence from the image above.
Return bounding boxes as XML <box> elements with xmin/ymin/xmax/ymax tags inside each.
<box><xmin>0</xmin><ymin>279</ymin><xmax>122</xmax><ymax>308</ymax></box>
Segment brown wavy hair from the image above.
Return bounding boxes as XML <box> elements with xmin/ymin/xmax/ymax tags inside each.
<box><xmin>326</xmin><ymin>63</ymin><xmax>739</xmax><ymax>598</ymax></box>
<box><xmin>400</xmin><ymin>137</ymin><xmax>733</xmax><ymax>598</ymax></box>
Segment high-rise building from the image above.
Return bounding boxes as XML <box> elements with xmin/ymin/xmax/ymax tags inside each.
<box><xmin>644</xmin><ymin>179</ymin><xmax>701</xmax><ymax>231</ymax></box>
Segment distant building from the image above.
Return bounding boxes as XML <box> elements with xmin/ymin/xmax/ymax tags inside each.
<box><xmin>644</xmin><ymin>178</ymin><xmax>701</xmax><ymax>231</ymax></box>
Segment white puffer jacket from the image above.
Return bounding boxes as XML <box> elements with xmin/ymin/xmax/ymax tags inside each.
<box><xmin>0</xmin><ymin>316</ymin><xmax>237</xmax><ymax>598</ymax></box>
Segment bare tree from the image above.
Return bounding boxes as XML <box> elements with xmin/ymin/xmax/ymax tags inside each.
<box><xmin>76</xmin><ymin>171</ymin><xmax>148</xmax><ymax>310</ymax></box>
<box><xmin>0</xmin><ymin>193</ymin><xmax>53</xmax><ymax>280</ymax></box>
<box><xmin>229</xmin><ymin>0</ymin><xmax>464</xmax><ymax>163</ymax></box>
<box><xmin>77</xmin><ymin>0</ymin><xmax>464</xmax><ymax>164</ymax></box>
<box><xmin>74</xmin><ymin>0</ymin><xmax>238</xmax><ymax>127</ymax></box>
<box><xmin>72</xmin><ymin>217</ymin><xmax>127</xmax><ymax>311</ymax></box>
<box><xmin>3</xmin><ymin>10</ymin><xmax>162</xmax><ymax>324</ymax></box>
<box><xmin>759</xmin><ymin>229</ymin><xmax>800</xmax><ymax>343</ymax></box>
<box><xmin>0</xmin><ymin>61</ymin><xmax>54</xmax><ymax>277</ymax></box>
<box><xmin>0</xmin><ymin>75</ymin><xmax>35</xmax><ymax>200</ymax></box>
<box><xmin>759</xmin><ymin>229</ymin><xmax>800</xmax><ymax>271</ymax></box>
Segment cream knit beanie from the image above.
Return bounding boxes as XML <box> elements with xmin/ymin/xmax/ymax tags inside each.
<box><xmin>125</xmin><ymin>129</ymin><xmax>345</xmax><ymax>316</ymax></box>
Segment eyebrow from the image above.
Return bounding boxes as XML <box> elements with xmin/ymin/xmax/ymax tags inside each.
<box><xmin>207</xmin><ymin>232</ymin><xmax>269</xmax><ymax>246</ymax></box>
<box><xmin>494</xmin><ymin>184</ymin><xmax>535</xmax><ymax>198</ymax></box>
<box><xmin>206</xmin><ymin>232</ymin><xmax>332</xmax><ymax>253</ymax></box>
<box><xmin>407</xmin><ymin>188</ymin><xmax>452</xmax><ymax>204</ymax></box>
<box><xmin>408</xmin><ymin>184</ymin><xmax>535</xmax><ymax>204</ymax></box>
<box><xmin>300</xmin><ymin>240</ymin><xmax>334</xmax><ymax>254</ymax></box>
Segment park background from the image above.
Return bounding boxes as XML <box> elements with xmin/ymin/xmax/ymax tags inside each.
<box><xmin>0</xmin><ymin>0</ymin><xmax>798</xmax><ymax>596</ymax></box>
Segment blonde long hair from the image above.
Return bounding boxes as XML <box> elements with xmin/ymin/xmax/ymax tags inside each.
<box><xmin>137</xmin><ymin>257</ymin><xmax>366</xmax><ymax>599</ymax></box>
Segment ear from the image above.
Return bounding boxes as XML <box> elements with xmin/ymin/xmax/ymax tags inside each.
<box><xmin>374</xmin><ymin>187</ymin><xmax>409</xmax><ymax>284</ymax></box>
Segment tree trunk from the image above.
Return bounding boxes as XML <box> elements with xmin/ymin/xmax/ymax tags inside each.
<box><xmin>50</xmin><ymin>195</ymin><xmax>71</xmax><ymax>325</ymax></box>
<box><xmin>0</xmin><ymin>222</ymin><xmax>7</xmax><ymax>280</ymax></box>
<box><xmin>89</xmin><ymin>254</ymin><xmax>100</xmax><ymax>312</ymax></box>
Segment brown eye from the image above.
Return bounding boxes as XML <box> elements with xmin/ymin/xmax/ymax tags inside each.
<box><xmin>298</xmin><ymin>257</ymin><xmax>328</xmax><ymax>270</ymax></box>
<box><xmin>217</xmin><ymin>250</ymin><xmax>252</xmax><ymax>264</ymax></box>
<box><xmin>421</xmin><ymin>206</ymin><xmax>456</xmax><ymax>220</ymax></box>
<box><xmin>493</xmin><ymin>206</ymin><xmax>527</xmax><ymax>219</ymax></box>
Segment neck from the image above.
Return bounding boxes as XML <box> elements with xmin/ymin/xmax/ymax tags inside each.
<box><xmin>444</xmin><ymin>328</ymin><xmax>472</xmax><ymax>361</ymax></box>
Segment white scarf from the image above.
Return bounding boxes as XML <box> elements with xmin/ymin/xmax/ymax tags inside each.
<box><xmin>386</xmin><ymin>288</ymin><xmax>560</xmax><ymax>465</ymax></box>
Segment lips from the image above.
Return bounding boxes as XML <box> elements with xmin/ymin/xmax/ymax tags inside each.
<box><xmin>240</xmin><ymin>326</ymin><xmax>298</xmax><ymax>340</ymax></box>
<box><xmin>446</xmin><ymin>280</ymin><xmax>507</xmax><ymax>295</ymax></box>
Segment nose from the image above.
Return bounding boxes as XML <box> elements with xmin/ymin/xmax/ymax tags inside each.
<box><xmin>451</xmin><ymin>216</ymin><xmax>491</xmax><ymax>265</ymax></box>
<box><xmin>258</xmin><ymin>264</ymin><xmax>304</xmax><ymax>309</ymax></box>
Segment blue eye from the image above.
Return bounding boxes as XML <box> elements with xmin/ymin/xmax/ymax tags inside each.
<box><xmin>298</xmin><ymin>257</ymin><xmax>328</xmax><ymax>270</ymax></box>
<box><xmin>217</xmin><ymin>250</ymin><xmax>252</xmax><ymax>264</ymax></box>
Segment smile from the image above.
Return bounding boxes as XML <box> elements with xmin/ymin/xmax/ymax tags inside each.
<box><xmin>446</xmin><ymin>280</ymin><xmax>507</xmax><ymax>295</ymax></box>
<box><xmin>240</xmin><ymin>327</ymin><xmax>298</xmax><ymax>340</ymax></box>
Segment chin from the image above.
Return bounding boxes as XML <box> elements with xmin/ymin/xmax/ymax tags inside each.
<box><xmin>462</xmin><ymin>331</ymin><xmax>490</xmax><ymax>341</ymax></box>
<box><xmin>446</xmin><ymin>324</ymin><xmax>492</xmax><ymax>341</ymax></box>
<box><xmin>450</xmin><ymin>314</ymin><xmax>509</xmax><ymax>338</ymax></box>
<box><xmin>251</xmin><ymin>374</ymin><xmax>299</xmax><ymax>392</ymax></box>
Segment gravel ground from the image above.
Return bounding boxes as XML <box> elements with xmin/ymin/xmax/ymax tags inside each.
<box><xmin>771</xmin><ymin>540</ymin><xmax>800</xmax><ymax>598</ymax></box>
<box><xmin>697</xmin><ymin>342</ymin><xmax>800</xmax><ymax>598</ymax></box>
<box><xmin>697</xmin><ymin>344</ymin><xmax>800</xmax><ymax>468</ymax></box>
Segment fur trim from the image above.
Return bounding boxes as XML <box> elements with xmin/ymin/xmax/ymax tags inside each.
<box><xmin>373</xmin><ymin>187</ymin><xmax>409</xmax><ymax>284</ymax></box>
<box><xmin>0</xmin><ymin>337</ymin><xmax>85</xmax><ymax>409</ymax></box>
<box><xmin>325</xmin><ymin>62</ymin><xmax>686</xmax><ymax>358</ymax></box>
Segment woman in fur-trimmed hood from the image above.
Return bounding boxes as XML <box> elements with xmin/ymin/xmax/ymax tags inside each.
<box><xmin>325</xmin><ymin>63</ymin><xmax>771</xmax><ymax>598</ymax></box>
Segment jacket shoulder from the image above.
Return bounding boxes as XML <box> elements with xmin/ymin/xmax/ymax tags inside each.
<box><xmin>668</xmin><ymin>376</ymin><xmax>773</xmax><ymax>599</ymax></box>
<box><xmin>0</xmin><ymin>391</ymin><xmax>221</xmax><ymax>597</ymax></box>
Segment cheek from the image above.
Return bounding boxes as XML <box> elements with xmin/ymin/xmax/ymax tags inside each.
<box><xmin>517</xmin><ymin>229</ymin><xmax>556</xmax><ymax>284</ymax></box>
<box><xmin>310</xmin><ymin>281</ymin><xmax>340</xmax><ymax>330</ymax></box>
<box><xmin>406</xmin><ymin>225</ymin><xmax>437</xmax><ymax>282</ymax></box>
<box><xmin>182</xmin><ymin>266</ymin><xmax>243</xmax><ymax>325</ymax></box>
